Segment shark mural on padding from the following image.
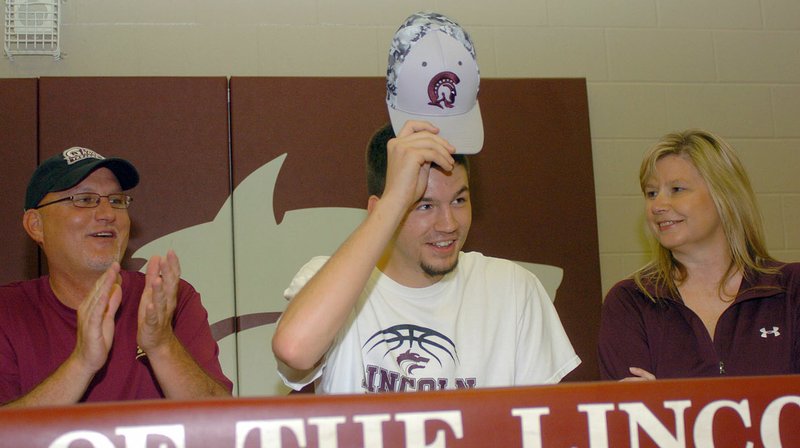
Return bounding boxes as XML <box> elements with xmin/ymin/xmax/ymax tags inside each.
<box><xmin>134</xmin><ymin>155</ymin><xmax>563</xmax><ymax>396</ymax></box>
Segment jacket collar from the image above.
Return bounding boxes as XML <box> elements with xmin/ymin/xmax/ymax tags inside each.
<box><xmin>639</xmin><ymin>261</ymin><xmax>785</xmax><ymax>304</ymax></box>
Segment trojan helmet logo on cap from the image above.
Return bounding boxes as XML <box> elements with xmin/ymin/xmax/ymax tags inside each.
<box><xmin>386</xmin><ymin>12</ymin><xmax>484</xmax><ymax>154</ymax></box>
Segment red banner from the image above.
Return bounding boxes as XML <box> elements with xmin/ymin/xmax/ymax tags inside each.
<box><xmin>1</xmin><ymin>375</ymin><xmax>798</xmax><ymax>447</ymax></box>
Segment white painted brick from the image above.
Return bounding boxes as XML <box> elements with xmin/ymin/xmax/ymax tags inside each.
<box><xmin>592</xmin><ymin>139</ymin><xmax>650</xmax><ymax>196</ymax></box>
<box><xmin>435</xmin><ymin>0</ymin><xmax>547</xmax><ymax>27</ymax></box>
<box><xmin>763</xmin><ymin>0</ymin><xmax>800</xmax><ymax>30</ymax></box>
<box><xmin>621</xmin><ymin>253</ymin><xmax>651</xmax><ymax>278</ymax></box>
<box><xmin>715</xmin><ymin>31</ymin><xmax>800</xmax><ymax>82</ymax></box>
<box><xmin>128</xmin><ymin>25</ymin><xmax>216</xmax><ymax>76</ymax></box>
<box><xmin>587</xmin><ymin>83</ymin><xmax>668</xmax><ymax>138</ymax></box>
<box><xmin>599</xmin><ymin>252</ymin><xmax>651</xmax><ymax>297</ymax></box>
<box><xmin>256</xmin><ymin>25</ymin><xmax>377</xmax><ymax>76</ymax></box>
<box><xmin>596</xmin><ymin>196</ymin><xmax>649</xmax><ymax>253</ymax></box>
<box><xmin>547</xmin><ymin>0</ymin><xmax>657</xmax><ymax>27</ymax></box>
<box><xmin>599</xmin><ymin>254</ymin><xmax>624</xmax><ymax>298</ymax></box>
<box><xmin>70</xmin><ymin>0</ymin><xmax>138</xmax><ymax>23</ymax></box>
<box><xmin>758</xmin><ymin>194</ymin><xmax>786</xmax><ymax>250</ymax></box>
<box><xmin>60</xmin><ymin>0</ymin><xmax>77</xmax><ymax>23</ymax></box>
<box><xmin>493</xmin><ymin>27</ymin><xmax>608</xmax><ymax>79</ymax></box>
<box><xmin>772</xmin><ymin>86</ymin><xmax>800</xmax><ymax>137</ymax></box>
<box><xmin>0</xmin><ymin>60</ymin><xmax>35</xmax><ymax>78</ymax></box>
<box><xmin>609</xmin><ymin>253</ymin><xmax>652</xmax><ymax>295</ymax></box>
<box><xmin>733</xmin><ymin>139</ymin><xmax>800</xmax><ymax>193</ymax></box>
<box><xmin>783</xmin><ymin>195</ymin><xmax>800</xmax><ymax>249</ymax></box>
<box><xmin>657</xmin><ymin>0</ymin><xmax>763</xmax><ymax>29</ymax></box>
<box><xmin>72</xmin><ymin>0</ymin><xmax>317</xmax><ymax>25</ymax></box>
<box><xmin>664</xmin><ymin>85</ymin><xmax>774</xmax><ymax>138</ymax></box>
<box><xmin>606</xmin><ymin>29</ymin><xmax>715</xmax><ymax>82</ymax></box>
<box><xmin>57</xmin><ymin>25</ymin><xmax>145</xmax><ymax>75</ymax></box>
<box><xmin>468</xmin><ymin>28</ymin><xmax>498</xmax><ymax>78</ymax></box>
<box><xmin>190</xmin><ymin>25</ymin><xmax>261</xmax><ymax>75</ymax></box>
<box><xmin>202</xmin><ymin>0</ymin><xmax>317</xmax><ymax>26</ymax></box>
<box><xmin>373</xmin><ymin>26</ymin><xmax>396</xmax><ymax>75</ymax></box>
<box><xmin>772</xmin><ymin>249</ymin><xmax>800</xmax><ymax>262</ymax></box>
<box><xmin>73</xmin><ymin>0</ymin><xmax>199</xmax><ymax>24</ymax></box>
<box><xmin>318</xmin><ymin>1</ymin><xmax>431</xmax><ymax>26</ymax></box>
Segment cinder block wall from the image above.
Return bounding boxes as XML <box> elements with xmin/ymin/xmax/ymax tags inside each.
<box><xmin>2</xmin><ymin>0</ymin><xmax>799</xmax><ymax>296</ymax></box>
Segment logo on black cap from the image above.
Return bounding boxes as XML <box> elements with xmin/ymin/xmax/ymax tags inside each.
<box><xmin>63</xmin><ymin>147</ymin><xmax>105</xmax><ymax>165</ymax></box>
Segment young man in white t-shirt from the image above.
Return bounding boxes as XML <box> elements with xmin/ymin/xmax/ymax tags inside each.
<box><xmin>272</xmin><ymin>12</ymin><xmax>579</xmax><ymax>394</ymax></box>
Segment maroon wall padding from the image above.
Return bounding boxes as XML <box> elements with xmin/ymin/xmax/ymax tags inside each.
<box><xmin>37</xmin><ymin>77</ymin><xmax>231</xmax><ymax>271</ymax></box>
<box><xmin>230</xmin><ymin>77</ymin><xmax>387</xmax><ymax>219</ymax></box>
<box><xmin>0</xmin><ymin>79</ymin><xmax>39</xmax><ymax>284</ymax></box>
<box><xmin>230</xmin><ymin>77</ymin><xmax>600</xmax><ymax>380</ymax></box>
<box><xmin>4</xmin><ymin>76</ymin><xmax>600</xmax><ymax>380</ymax></box>
<box><xmin>468</xmin><ymin>79</ymin><xmax>601</xmax><ymax>381</ymax></box>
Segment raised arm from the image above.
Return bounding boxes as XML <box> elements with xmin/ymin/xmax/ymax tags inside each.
<box><xmin>137</xmin><ymin>251</ymin><xmax>231</xmax><ymax>398</ymax></box>
<box><xmin>2</xmin><ymin>264</ymin><xmax>123</xmax><ymax>407</ymax></box>
<box><xmin>272</xmin><ymin>120</ymin><xmax>456</xmax><ymax>371</ymax></box>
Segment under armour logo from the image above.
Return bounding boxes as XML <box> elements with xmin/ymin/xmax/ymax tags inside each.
<box><xmin>760</xmin><ymin>327</ymin><xmax>780</xmax><ymax>338</ymax></box>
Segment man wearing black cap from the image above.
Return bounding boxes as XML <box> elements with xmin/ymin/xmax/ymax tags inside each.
<box><xmin>0</xmin><ymin>147</ymin><xmax>232</xmax><ymax>406</ymax></box>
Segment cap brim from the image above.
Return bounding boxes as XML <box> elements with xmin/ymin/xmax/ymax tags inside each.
<box><xmin>51</xmin><ymin>158</ymin><xmax>140</xmax><ymax>193</ymax></box>
<box><xmin>388</xmin><ymin>101</ymin><xmax>484</xmax><ymax>155</ymax></box>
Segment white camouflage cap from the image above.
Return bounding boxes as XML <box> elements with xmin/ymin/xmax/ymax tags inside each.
<box><xmin>386</xmin><ymin>12</ymin><xmax>483</xmax><ymax>154</ymax></box>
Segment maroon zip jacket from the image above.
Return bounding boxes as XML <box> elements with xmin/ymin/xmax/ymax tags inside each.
<box><xmin>599</xmin><ymin>261</ymin><xmax>800</xmax><ymax>380</ymax></box>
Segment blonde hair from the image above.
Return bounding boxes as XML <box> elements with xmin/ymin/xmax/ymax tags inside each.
<box><xmin>633</xmin><ymin>129</ymin><xmax>777</xmax><ymax>301</ymax></box>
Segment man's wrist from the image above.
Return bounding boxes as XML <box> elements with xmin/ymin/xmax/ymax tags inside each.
<box><xmin>65</xmin><ymin>350</ymin><xmax>101</xmax><ymax>381</ymax></box>
<box><xmin>372</xmin><ymin>193</ymin><xmax>411</xmax><ymax>222</ymax></box>
<box><xmin>139</xmin><ymin>333</ymin><xmax>181</xmax><ymax>361</ymax></box>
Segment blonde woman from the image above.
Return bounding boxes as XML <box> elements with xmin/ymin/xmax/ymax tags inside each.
<box><xmin>598</xmin><ymin>129</ymin><xmax>799</xmax><ymax>380</ymax></box>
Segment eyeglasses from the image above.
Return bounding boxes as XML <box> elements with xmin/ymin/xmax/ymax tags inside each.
<box><xmin>35</xmin><ymin>193</ymin><xmax>133</xmax><ymax>210</ymax></box>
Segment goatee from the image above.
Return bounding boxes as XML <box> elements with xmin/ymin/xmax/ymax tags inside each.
<box><xmin>421</xmin><ymin>259</ymin><xmax>459</xmax><ymax>278</ymax></box>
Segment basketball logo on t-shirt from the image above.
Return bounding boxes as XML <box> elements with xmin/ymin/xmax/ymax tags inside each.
<box><xmin>397</xmin><ymin>349</ymin><xmax>430</xmax><ymax>375</ymax></box>
<box><xmin>363</xmin><ymin>323</ymin><xmax>458</xmax><ymax>368</ymax></box>
<box><xmin>361</xmin><ymin>323</ymin><xmax>469</xmax><ymax>392</ymax></box>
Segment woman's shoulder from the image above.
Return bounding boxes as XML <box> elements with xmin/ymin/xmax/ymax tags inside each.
<box><xmin>743</xmin><ymin>260</ymin><xmax>800</xmax><ymax>295</ymax></box>
<box><xmin>604</xmin><ymin>278</ymin><xmax>650</xmax><ymax>305</ymax></box>
<box><xmin>607</xmin><ymin>277</ymin><xmax>637</xmax><ymax>293</ymax></box>
<box><xmin>772</xmin><ymin>261</ymin><xmax>800</xmax><ymax>286</ymax></box>
<box><xmin>757</xmin><ymin>260</ymin><xmax>800</xmax><ymax>281</ymax></box>
<box><xmin>777</xmin><ymin>261</ymin><xmax>800</xmax><ymax>273</ymax></box>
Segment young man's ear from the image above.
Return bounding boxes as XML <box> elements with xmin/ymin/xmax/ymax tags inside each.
<box><xmin>22</xmin><ymin>209</ymin><xmax>44</xmax><ymax>244</ymax></box>
<box><xmin>367</xmin><ymin>195</ymin><xmax>380</xmax><ymax>214</ymax></box>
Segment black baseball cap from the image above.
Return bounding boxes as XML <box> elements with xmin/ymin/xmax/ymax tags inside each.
<box><xmin>25</xmin><ymin>147</ymin><xmax>139</xmax><ymax>211</ymax></box>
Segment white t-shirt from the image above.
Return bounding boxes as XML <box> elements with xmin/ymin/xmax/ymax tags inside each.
<box><xmin>278</xmin><ymin>252</ymin><xmax>580</xmax><ymax>394</ymax></box>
